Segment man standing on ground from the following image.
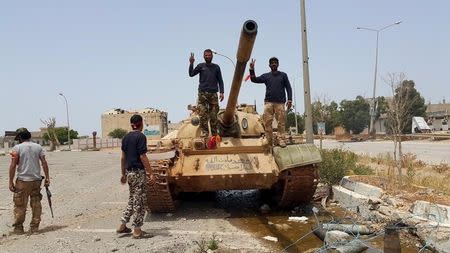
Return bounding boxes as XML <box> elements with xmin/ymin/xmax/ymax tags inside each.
<box><xmin>9</xmin><ymin>128</ymin><xmax>50</xmax><ymax>234</ymax></box>
<box><xmin>248</xmin><ymin>57</ymin><xmax>292</xmax><ymax>147</ymax></box>
<box><xmin>189</xmin><ymin>49</ymin><xmax>225</xmax><ymax>137</ymax></box>
<box><xmin>117</xmin><ymin>115</ymin><xmax>154</xmax><ymax>239</ymax></box>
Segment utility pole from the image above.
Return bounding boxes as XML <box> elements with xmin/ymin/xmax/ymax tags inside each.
<box><xmin>300</xmin><ymin>0</ymin><xmax>313</xmax><ymax>143</ymax></box>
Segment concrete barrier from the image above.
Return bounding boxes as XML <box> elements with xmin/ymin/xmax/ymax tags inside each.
<box><xmin>411</xmin><ymin>200</ymin><xmax>450</xmax><ymax>225</ymax></box>
<box><xmin>340</xmin><ymin>177</ymin><xmax>383</xmax><ymax>199</ymax></box>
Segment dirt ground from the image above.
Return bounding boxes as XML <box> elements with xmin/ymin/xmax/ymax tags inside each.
<box><xmin>0</xmin><ymin>150</ymin><xmax>271</xmax><ymax>253</ymax></box>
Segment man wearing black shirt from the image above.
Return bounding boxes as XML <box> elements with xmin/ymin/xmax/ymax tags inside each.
<box><xmin>117</xmin><ymin>115</ymin><xmax>154</xmax><ymax>239</ymax></box>
<box><xmin>189</xmin><ymin>49</ymin><xmax>225</xmax><ymax>137</ymax></box>
<box><xmin>249</xmin><ymin>57</ymin><xmax>292</xmax><ymax>147</ymax></box>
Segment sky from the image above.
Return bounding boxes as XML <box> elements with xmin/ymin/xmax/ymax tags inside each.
<box><xmin>1</xmin><ymin>0</ymin><xmax>449</xmax><ymax>136</ymax></box>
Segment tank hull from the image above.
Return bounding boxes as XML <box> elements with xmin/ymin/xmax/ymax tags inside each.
<box><xmin>146</xmin><ymin>142</ymin><xmax>321</xmax><ymax>212</ymax></box>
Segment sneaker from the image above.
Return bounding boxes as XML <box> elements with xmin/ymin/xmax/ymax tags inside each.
<box><xmin>132</xmin><ymin>228</ymin><xmax>143</xmax><ymax>239</ymax></box>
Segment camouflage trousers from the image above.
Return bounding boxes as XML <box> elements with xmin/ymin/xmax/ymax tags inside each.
<box><xmin>121</xmin><ymin>170</ymin><xmax>148</xmax><ymax>228</ymax></box>
<box><xmin>263</xmin><ymin>102</ymin><xmax>286</xmax><ymax>145</ymax></box>
<box><xmin>197</xmin><ymin>91</ymin><xmax>219</xmax><ymax>136</ymax></box>
<box><xmin>13</xmin><ymin>180</ymin><xmax>43</xmax><ymax>230</ymax></box>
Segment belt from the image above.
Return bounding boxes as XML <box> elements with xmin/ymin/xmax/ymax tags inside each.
<box><xmin>126</xmin><ymin>168</ymin><xmax>144</xmax><ymax>172</ymax></box>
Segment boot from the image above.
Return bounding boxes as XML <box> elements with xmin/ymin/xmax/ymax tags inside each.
<box><xmin>29</xmin><ymin>226</ymin><xmax>39</xmax><ymax>234</ymax></box>
<box><xmin>11</xmin><ymin>225</ymin><xmax>24</xmax><ymax>235</ymax></box>
<box><xmin>116</xmin><ymin>223</ymin><xmax>132</xmax><ymax>234</ymax></box>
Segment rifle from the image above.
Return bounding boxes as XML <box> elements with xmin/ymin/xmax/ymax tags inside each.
<box><xmin>45</xmin><ymin>186</ymin><xmax>54</xmax><ymax>218</ymax></box>
<box><xmin>42</xmin><ymin>176</ymin><xmax>54</xmax><ymax>218</ymax></box>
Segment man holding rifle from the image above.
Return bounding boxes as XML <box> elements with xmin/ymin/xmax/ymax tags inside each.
<box><xmin>8</xmin><ymin>128</ymin><xmax>50</xmax><ymax>234</ymax></box>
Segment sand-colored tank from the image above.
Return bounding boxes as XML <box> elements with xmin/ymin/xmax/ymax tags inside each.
<box><xmin>146</xmin><ymin>20</ymin><xmax>321</xmax><ymax>212</ymax></box>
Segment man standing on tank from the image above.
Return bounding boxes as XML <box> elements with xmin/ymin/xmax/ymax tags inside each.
<box><xmin>248</xmin><ymin>57</ymin><xmax>292</xmax><ymax>147</ymax></box>
<box><xmin>117</xmin><ymin>114</ymin><xmax>155</xmax><ymax>239</ymax></box>
<box><xmin>189</xmin><ymin>49</ymin><xmax>225</xmax><ymax>137</ymax></box>
<box><xmin>9</xmin><ymin>128</ymin><xmax>50</xmax><ymax>234</ymax></box>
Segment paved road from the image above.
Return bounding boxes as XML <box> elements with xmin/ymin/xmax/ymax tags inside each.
<box><xmin>0</xmin><ymin>151</ymin><xmax>268</xmax><ymax>253</ymax></box>
<box><xmin>318</xmin><ymin>139</ymin><xmax>450</xmax><ymax>164</ymax></box>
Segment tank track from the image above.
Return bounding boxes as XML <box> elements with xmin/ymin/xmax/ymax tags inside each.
<box><xmin>147</xmin><ymin>159</ymin><xmax>176</xmax><ymax>212</ymax></box>
<box><xmin>277</xmin><ymin>164</ymin><xmax>319</xmax><ymax>207</ymax></box>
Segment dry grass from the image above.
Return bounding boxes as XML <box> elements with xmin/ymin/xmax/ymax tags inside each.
<box><xmin>356</xmin><ymin>152</ymin><xmax>450</xmax><ymax>200</ymax></box>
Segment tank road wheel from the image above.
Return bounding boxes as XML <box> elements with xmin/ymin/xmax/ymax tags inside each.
<box><xmin>271</xmin><ymin>165</ymin><xmax>319</xmax><ymax>208</ymax></box>
<box><xmin>147</xmin><ymin>160</ymin><xmax>177</xmax><ymax>213</ymax></box>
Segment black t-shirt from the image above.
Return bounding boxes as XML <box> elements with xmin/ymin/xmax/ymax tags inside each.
<box><xmin>249</xmin><ymin>70</ymin><xmax>292</xmax><ymax>103</ymax></box>
<box><xmin>121</xmin><ymin>131</ymin><xmax>147</xmax><ymax>170</ymax></box>
<box><xmin>189</xmin><ymin>62</ymin><xmax>224</xmax><ymax>93</ymax></box>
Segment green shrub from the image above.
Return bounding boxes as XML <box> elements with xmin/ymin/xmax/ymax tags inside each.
<box><xmin>108</xmin><ymin>128</ymin><xmax>128</xmax><ymax>139</ymax></box>
<box><xmin>194</xmin><ymin>234</ymin><xmax>219</xmax><ymax>253</ymax></box>
<box><xmin>353</xmin><ymin>164</ymin><xmax>374</xmax><ymax>175</ymax></box>
<box><xmin>319</xmin><ymin>149</ymin><xmax>357</xmax><ymax>186</ymax></box>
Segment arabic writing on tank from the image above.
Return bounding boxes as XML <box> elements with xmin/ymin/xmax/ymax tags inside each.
<box><xmin>204</xmin><ymin>155</ymin><xmax>254</xmax><ymax>171</ymax></box>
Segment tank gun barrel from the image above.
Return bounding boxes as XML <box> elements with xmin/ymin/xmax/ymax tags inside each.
<box><xmin>222</xmin><ymin>20</ymin><xmax>258</xmax><ymax>126</ymax></box>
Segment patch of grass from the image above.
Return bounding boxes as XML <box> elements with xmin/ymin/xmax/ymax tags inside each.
<box><xmin>352</xmin><ymin>164</ymin><xmax>374</xmax><ymax>175</ymax></box>
<box><xmin>406</xmin><ymin>164</ymin><xmax>416</xmax><ymax>185</ymax></box>
<box><xmin>418</xmin><ymin>175</ymin><xmax>450</xmax><ymax>195</ymax></box>
<box><xmin>432</xmin><ymin>163</ymin><xmax>450</xmax><ymax>173</ymax></box>
<box><xmin>374</xmin><ymin>152</ymin><xmax>396</xmax><ymax>167</ymax></box>
<box><xmin>194</xmin><ymin>234</ymin><xmax>219</xmax><ymax>253</ymax></box>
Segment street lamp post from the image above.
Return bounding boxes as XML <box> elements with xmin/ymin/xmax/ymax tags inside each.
<box><xmin>211</xmin><ymin>49</ymin><xmax>236</xmax><ymax>68</ymax></box>
<box><xmin>59</xmin><ymin>93</ymin><xmax>71</xmax><ymax>150</ymax></box>
<box><xmin>357</xmin><ymin>21</ymin><xmax>402</xmax><ymax>135</ymax></box>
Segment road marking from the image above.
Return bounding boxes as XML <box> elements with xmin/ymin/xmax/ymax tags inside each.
<box><xmin>65</xmin><ymin>228</ymin><xmax>250</xmax><ymax>236</ymax></box>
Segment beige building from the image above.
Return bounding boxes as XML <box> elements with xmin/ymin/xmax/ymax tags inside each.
<box><xmin>101</xmin><ymin>108</ymin><xmax>168</xmax><ymax>139</ymax></box>
<box><xmin>426</xmin><ymin>100</ymin><xmax>449</xmax><ymax>131</ymax></box>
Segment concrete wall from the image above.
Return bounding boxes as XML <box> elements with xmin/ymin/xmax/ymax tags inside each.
<box><xmin>101</xmin><ymin>110</ymin><xmax>168</xmax><ymax>139</ymax></box>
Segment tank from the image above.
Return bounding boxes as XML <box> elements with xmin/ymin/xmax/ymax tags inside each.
<box><xmin>146</xmin><ymin>20</ymin><xmax>322</xmax><ymax>212</ymax></box>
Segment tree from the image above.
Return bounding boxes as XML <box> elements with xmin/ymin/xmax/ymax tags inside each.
<box><xmin>383</xmin><ymin>73</ymin><xmax>426</xmax><ymax>183</ymax></box>
<box><xmin>396</xmin><ymin>80</ymin><xmax>426</xmax><ymax>133</ymax></box>
<box><xmin>108</xmin><ymin>128</ymin><xmax>128</xmax><ymax>139</ymax></box>
<box><xmin>41</xmin><ymin>118</ymin><xmax>59</xmax><ymax>151</ymax></box>
<box><xmin>312</xmin><ymin>97</ymin><xmax>341</xmax><ymax>135</ymax></box>
<box><xmin>43</xmin><ymin>127</ymin><xmax>78</xmax><ymax>145</ymax></box>
<box><xmin>375</xmin><ymin>96</ymin><xmax>388</xmax><ymax>120</ymax></box>
<box><xmin>339</xmin><ymin>96</ymin><xmax>370</xmax><ymax>134</ymax></box>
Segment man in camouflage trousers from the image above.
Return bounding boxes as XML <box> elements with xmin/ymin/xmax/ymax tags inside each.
<box><xmin>9</xmin><ymin>128</ymin><xmax>50</xmax><ymax>234</ymax></box>
<box><xmin>189</xmin><ymin>49</ymin><xmax>225</xmax><ymax>137</ymax></box>
<box><xmin>248</xmin><ymin>57</ymin><xmax>292</xmax><ymax>147</ymax></box>
<box><xmin>117</xmin><ymin>115</ymin><xmax>155</xmax><ymax>239</ymax></box>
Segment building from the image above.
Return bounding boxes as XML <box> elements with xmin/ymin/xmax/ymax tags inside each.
<box><xmin>101</xmin><ymin>108</ymin><xmax>168</xmax><ymax>138</ymax></box>
<box><xmin>1</xmin><ymin>130</ymin><xmax>47</xmax><ymax>149</ymax></box>
<box><xmin>426</xmin><ymin>100</ymin><xmax>449</xmax><ymax>131</ymax></box>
